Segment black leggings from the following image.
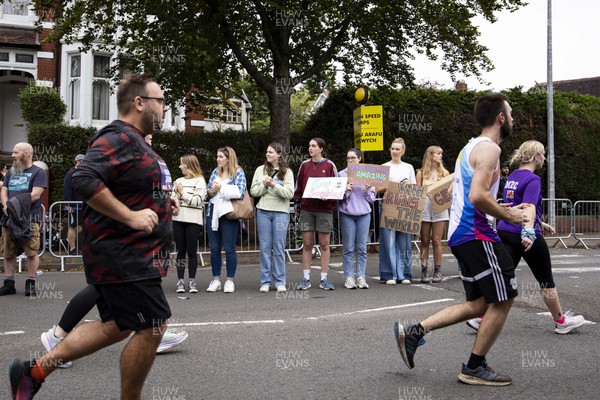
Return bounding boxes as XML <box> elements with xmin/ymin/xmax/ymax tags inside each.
<box><xmin>173</xmin><ymin>221</ymin><xmax>203</xmax><ymax>280</ymax></box>
<box><xmin>498</xmin><ymin>230</ymin><xmax>556</xmax><ymax>289</ymax></box>
<box><xmin>58</xmin><ymin>284</ymin><xmax>98</xmax><ymax>333</ymax></box>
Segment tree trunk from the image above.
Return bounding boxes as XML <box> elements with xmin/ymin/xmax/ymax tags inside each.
<box><xmin>268</xmin><ymin>87</ymin><xmax>291</xmax><ymax>147</ymax></box>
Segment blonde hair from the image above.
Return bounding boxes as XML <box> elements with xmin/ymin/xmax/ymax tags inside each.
<box><xmin>180</xmin><ymin>154</ymin><xmax>204</xmax><ymax>178</ymax></box>
<box><xmin>509</xmin><ymin>140</ymin><xmax>545</xmax><ymax>167</ymax></box>
<box><xmin>217</xmin><ymin>146</ymin><xmax>241</xmax><ymax>179</ymax></box>
<box><xmin>421</xmin><ymin>146</ymin><xmax>449</xmax><ymax>180</ymax></box>
<box><xmin>390</xmin><ymin>137</ymin><xmax>406</xmax><ymax>156</ymax></box>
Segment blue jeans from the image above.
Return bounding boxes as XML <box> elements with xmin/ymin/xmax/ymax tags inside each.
<box><xmin>257</xmin><ymin>209</ymin><xmax>289</xmax><ymax>287</ymax></box>
<box><xmin>339</xmin><ymin>212</ymin><xmax>370</xmax><ymax>278</ymax></box>
<box><xmin>206</xmin><ymin>204</ymin><xmax>239</xmax><ymax>278</ymax></box>
<box><xmin>379</xmin><ymin>226</ymin><xmax>413</xmax><ymax>281</ymax></box>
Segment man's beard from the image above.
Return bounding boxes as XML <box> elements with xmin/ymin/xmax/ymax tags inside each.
<box><xmin>500</xmin><ymin>119</ymin><xmax>513</xmax><ymax>140</ymax></box>
<box><xmin>12</xmin><ymin>159</ymin><xmax>24</xmax><ymax>174</ymax></box>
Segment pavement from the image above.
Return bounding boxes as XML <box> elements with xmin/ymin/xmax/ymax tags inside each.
<box><xmin>1</xmin><ymin>246</ymin><xmax>599</xmax><ymax>400</ymax></box>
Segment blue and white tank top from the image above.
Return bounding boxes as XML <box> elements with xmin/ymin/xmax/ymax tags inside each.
<box><xmin>448</xmin><ymin>137</ymin><xmax>500</xmax><ymax>247</ymax></box>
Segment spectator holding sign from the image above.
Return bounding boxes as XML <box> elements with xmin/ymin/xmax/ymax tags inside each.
<box><xmin>377</xmin><ymin>137</ymin><xmax>416</xmax><ymax>285</ymax></box>
<box><xmin>416</xmin><ymin>146</ymin><xmax>450</xmax><ymax>283</ymax></box>
<box><xmin>293</xmin><ymin>138</ymin><xmax>338</xmax><ymax>291</ymax></box>
<box><xmin>338</xmin><ymin>148</ymin><xmax>376</xmax><ymax>289</ymax></box>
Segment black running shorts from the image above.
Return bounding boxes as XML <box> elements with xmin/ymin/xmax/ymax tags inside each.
<box><xmin>94</xmin><ymin>278</ymin><xmax>172</xmax><ymax>331</ymax></box>
<box><xmin>451</xmin><ymin>240</ymin><xmax>518</xmax><ymax>304</ymax></box>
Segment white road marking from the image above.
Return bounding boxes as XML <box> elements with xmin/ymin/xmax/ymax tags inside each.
<box><xmin>0</xmin><ymin>331</ymin><xmax>25</xmax><ymax>336</ymax></box>
<box><xmin>306</xmin><ymin>298</ymin><xmax>455</xmax><ymax>320</ymax></box>
<box><xmin>553</xmin><ymin>267</ymin><xmax>600</xmax><ymax>273</ymax></box>
<box><xmin>168</xmin><ymin>320</ymin><xmax>285</xmax><ymax>327</ymax></box>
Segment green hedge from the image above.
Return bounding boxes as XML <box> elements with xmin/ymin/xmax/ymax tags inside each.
<box><xmin>303</xmin><ymin>87</ymin><xmax>600</xmax><ymax>201</ymax></box>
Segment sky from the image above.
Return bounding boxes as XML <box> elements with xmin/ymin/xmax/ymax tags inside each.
<box><xmin>410</xmin><ymin>0</ymin><xmax>599</xmax><ymax>91</ymax></box>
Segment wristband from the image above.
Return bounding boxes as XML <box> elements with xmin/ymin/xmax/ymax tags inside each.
<box><xmin>521</xmin><ymin>228</ymin><xmax>537</xmax><ymax>243</ymax></box>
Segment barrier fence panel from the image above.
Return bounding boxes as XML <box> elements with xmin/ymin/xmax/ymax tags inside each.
<box><xmin>573</xmin><ymin>200</ymin><xmax>600</xmax><ymax>249</ymax></box>
<box><xmin>542</xmin><ymin>198</ymin><xmax>572</xmax><ymax>249</ymax></box>
<box><xmin>48</xmin><ymin>201</ymin><xmax>84</xmax><ymax>271</ymax></box>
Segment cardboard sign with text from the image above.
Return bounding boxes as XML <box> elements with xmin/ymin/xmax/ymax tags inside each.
<box><xmin>348</xmin><ymin>164</ymin><xmax>390</xmax><ymax>187</ymax></box>
<box><xmin>426</xmin><ymin>173</ymin><xmax>454</xmax><ymax>213</ymax></box>
<box><xmin>302</xmin><ymin>177</ymin><xmax>348</xmax><ymax>200</ymax></box>
<box><xmin>380</xmin><ymin>183</ymin><xmax>426</xmax><ymax>234</ymax></box>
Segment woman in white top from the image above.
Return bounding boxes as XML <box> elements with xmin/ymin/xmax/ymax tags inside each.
<box><xmin>416</xmin><ymin>146</ymin><xmax>450</xmax><ymax>284</ymax></box>
<box><xmin>250</xmin><ymin>143</ymin><xmax>294</xmax><ymax>293</ymax></box>
<box><xmin>171</xmin><ymin>154</ymin><xmax>207</xmax><ymax>293</ymax></box>
<box><xmin>377</xmin><ymin>138</ymin><xmax>416</xmax><ymax>284</ymax></box>
<box><xmin>205</xmin><ymin>146</ymin><xmax>247</xmax><ymax>293</ymax></box>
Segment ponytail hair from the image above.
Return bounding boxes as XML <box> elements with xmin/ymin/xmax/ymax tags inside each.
<box><xmin>509</xmin><ymin>140</ymin><xmax>545</xmax><ymax>167</ymax></box>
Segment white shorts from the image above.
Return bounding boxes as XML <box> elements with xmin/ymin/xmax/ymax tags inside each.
<box><xmin>421</xmin><ymin>197</ymin><xmax>449</xmax><ymax>223</ymax></box>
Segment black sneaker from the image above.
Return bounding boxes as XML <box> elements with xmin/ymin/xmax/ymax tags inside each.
<box><xmin>9</xmin><ymin>358</ymin><xmax>44</xmax><ymax>399</ymax></box>
<box><xmin>25</xmin><ymin>279</ymin><xmax>36</xmax><ymax>297</ymax></box>
<box><xmin>393</xmin><ymin>323</ymin><xmax>425</xmax><ymax>369</ymax></box>
<box><xmin>0</xmin><ymin>279</ymin><xmax>16</xmax><ymax>296</ymax></box>
<box><xmin>458</xmin><ymin>361</ymin><xmax>513</xmax><ymax>386</ymax></box>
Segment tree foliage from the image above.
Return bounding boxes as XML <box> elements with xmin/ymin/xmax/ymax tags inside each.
<box><xmin>36</xmin><ymin>0</ymin><xmax>524</xmax><ymax>144</ymax></box>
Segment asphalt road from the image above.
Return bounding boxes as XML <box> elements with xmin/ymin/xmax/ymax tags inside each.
<box><xmin>1</xmin><ymin>247</ymin><xmax>599</xmax><ymax>400</ymax></box>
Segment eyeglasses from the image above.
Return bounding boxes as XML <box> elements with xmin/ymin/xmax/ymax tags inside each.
<box><xmin>347</xmin><ymin>156</ymin><xmax>358</xmax><ymax>161</ymax></box>
<box><xmin>140</xmin><ymin>96</ymin><xmax>165</xmax><ymax>105</ymax></box>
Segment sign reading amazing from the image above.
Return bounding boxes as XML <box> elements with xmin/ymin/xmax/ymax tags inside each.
<box><xmin>348</xmin><ymin>164</ymin><xmax>390</xmax><ymax>187</ymax></box>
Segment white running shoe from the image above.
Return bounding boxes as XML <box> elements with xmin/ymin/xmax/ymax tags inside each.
<box><xmin>206</xmin><ymin>280</ymin><xmax>221</xmax><ymax>292</ymax></box>
<box><xmin>385</xmin><ymin>279</ymin><xmax>397</xmax><ymax>285</ymax></box>
<box><xmin>466</xmin><ymin>317</ymin><xmax>482</xmax><ymax>331</ymax></box>
<box><xmin>40</xmin><ymin>326</ymin><xmax>72</xmax><ymax>368</ymax></box>
<box><xmin>555</xmin><ymin>310</ymin><xmax>585</xmax><ymax>334</ymax></box>
<box><xmin>259</xmin><ymin>285</ymin><xmax>270</xmax><ymax>293</ymax></box>
<box><xmin>223</xmin><ymin>280</ymin><xmax>235</xmax><ymax>293</ymax></box>
<box><xmin>356</xmin><ymin>276</ymin><xmax>369</xmax><ymax>289</ymax></box>
<box><xmin>344</xmin><ymin>277</ymin><xmax>357</xmax><ymax>289</ymax></box>
<box><xmin>400</xmin><ymin>279</ymin><xmax>411</xmax><ymax>285</ymax></box>
<box><xmin>156</xmin><ymin>329</ymin><xmax>189</xmax><ymax>353</ymax></box>
<box><xmin>188</xmin><ymin>280</ymin><xmax>198</xmax><ymax>293</ymax></box>
<box><xmin>176</xmin><ymin>279</ymin><xmax>185</xmax><ymax>293</ymax></box>
<box><xmin>276</xmin><ymin>285</ymin><xmax>287</xmax><ymax>293</ymax></box>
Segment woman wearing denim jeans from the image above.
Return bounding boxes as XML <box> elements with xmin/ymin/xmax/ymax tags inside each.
<box><xmin>250</xmin><ymin>143</ymin><xmax>294</xmax><ymax>293</ymax></box>
<box><xmin>377</xmin><ymin>138</ymin><xmax>416</xmax><ymax>285</ymax></box>
<box><xmin>205</xmin><ymin>146</ymin><xmax>247</xmax><ymax>293</ymax></box>
<box><xmin>338</xmin><ymin>148</ymin><xmax>376</xmax><ymax>289</ymax></box>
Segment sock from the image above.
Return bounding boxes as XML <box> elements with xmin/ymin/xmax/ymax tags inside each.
<box><xmin>5</xmin><ymin>276</ymin><xmax>15</xmax><ymax>281</ymax></box>
<box><xmin>321</xmin><ymin>272</ymin><xmax>328</xmax><ymax>280</ymax></box>
<box><xmin>303</xmin><ymin>270</ymin><xmax>310</xmax><ymax>280</ymax></box>
<box><xmin>434</xmin><ymin>265</ymin><xmax>441</xmax><ymax>272</ymax></box>
<box><xmin>554</xmin><ymin>314</ymin><xmax>565</xmax><ymax>324</ymax></box>
<box><xmin>467</xmin><ymin>353</ymin><xmax>486</xmax><ymax>370</ymax></box>
<box><xmin>30</xmin><ymin>359</ymin><xmax>47</xmax><ymax>383</ymax></box>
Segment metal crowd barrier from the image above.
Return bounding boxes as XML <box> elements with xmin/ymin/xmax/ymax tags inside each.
<box><xmin>542</xmin><ymin>198</ymin><xmax>572</xmax><ymax>249</ymax></box>
<box><xmin>48</xmin><ymin>201</ymin><xmax>84</xmax><ymax>271</ymax></box>
<box><xmin>573</xmin><ymin>201</ymin><xmax>600</xmax><ymax>249</ymax></box>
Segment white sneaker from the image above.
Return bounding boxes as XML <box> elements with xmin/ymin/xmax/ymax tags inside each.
<box><xmin>224</xmin><ymin>280</ymin><xmax>235</xmax><ymax>293</ymax></box>
<box><xmin>385</xmin><ymin>279</ymin><xmax>397</xmax><ymax>285</ymax></box>
<box><xmin>400</xmin><ymin>279</ymin><xmax>411</xmax><ymax>285</ymax></box>
<box><xmin>156</xmin><ymin>329</ymin><xmax>188</xmax><ymax>353</ymax></box>
<box><xmin>276</xmin><ymin>285</ymin><xmax>287</xmax><ymax>293</ymax></box>
<box><xmin>40</xmin><ymin>326</ymin><xmax>72</xmax><ymax>368</ymax></box>
<box><xmin>466</xmin><ymin>317</ymin><xmax>482</xmax><ymax>331</ymax></box>
<box><xmin>259</xmin><ymin>285</ymin><xmax>270</xmax><ymax>293</ymax></box>
<box><xmin>356</xmin><ymin>276</ymin><xmax>369</xmax><ymax>289</ymax></box>
<box><xmin>555</xmin><ymin>310</ymin><xmax>585</xmax><ymax>334</ymax></box>
<box><xmin>206</xmin><ymin>280</ymin><xmax>221</xmax><ymax>292</ymax></box>
<box><xmin>344</xmin><ymin>277</ymin><xmax>357</xmax><ymax>289</ymax></box>
<box><xmin>188</xmin><ymin>280</ymin><xmax>198</xmax><ymax>293</ymax></box>
<box><xmin>176</xmin><ymin>279</ymin><xmax>185</xmax><ymax>293</ymax></box>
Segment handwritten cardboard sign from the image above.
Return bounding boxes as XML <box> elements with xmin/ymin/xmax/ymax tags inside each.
<box><xmin>302</xmin><ymin>177</ymin><xmax>348</xmax><ymax>200</ymax></box>
<box><xmin>426</xmin><ymin>173</ymin><xmax>454</xmax><ymax>213</ymax></box>
<box><xmin>348</xmin><ymin>164</ymin><xmax>390</xmax><ymax>187</ymax></box>
<box><xmin>380</xmin><ymin>183</ymin><xmax>426</xmax><ymax>234</ymax></box>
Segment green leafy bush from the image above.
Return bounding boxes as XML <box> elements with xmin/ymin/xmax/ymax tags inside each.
<box><xmin>18</xmin><ymin>83</ymin><xmax>67</xmax><ymax>125</ymax></box>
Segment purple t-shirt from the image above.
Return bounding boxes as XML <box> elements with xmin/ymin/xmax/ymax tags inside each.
<box><xmin>497</xmin><ymin>169</ymin><xmax>543</xmax><ymax>235</ymax></box>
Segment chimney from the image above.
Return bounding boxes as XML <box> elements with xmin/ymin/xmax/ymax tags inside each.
<box><xmin>455</xmin><ymin>80</ymin><xmax>467</xmax><ymax>91</ymax></box>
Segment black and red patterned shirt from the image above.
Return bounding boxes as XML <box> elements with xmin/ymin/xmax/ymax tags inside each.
<box><xmin>72</xmin><ymin>120</ymin><xmax>173</xmax><ymax>284</ymax></box>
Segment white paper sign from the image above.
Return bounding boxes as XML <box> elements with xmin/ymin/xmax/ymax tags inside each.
<box><xmin>302</xmin><ymin>177</ymin><xmax>348</xmax><ymax>200</ymax></box>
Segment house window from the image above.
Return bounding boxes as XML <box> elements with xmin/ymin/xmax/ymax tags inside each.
<box><xmin>92</xmin><ymin>55</ymin><xmax>110</xmax><ymax>120</ymax></box>
<box><xmin>2</xmin><ymin>0</ymin><xmax>29</xmax><ymax>16</ymax></box>
<box><xmin>221</xmin><ymin>100</ymin><xmax>242</xmax><ymax>123</ymax></box>
<box><xmin>15</xmin><ymin>53</ymin><xmax>33</xmax><ymax>63</ymax></box>
<box><xmin>0</xmin><ymin>52</ymin><xmax>9</xmax><ymax>62</ymax></box>
<box><xmin>68</xmin><ymin>54</ymin><xmax>80</xmax><ymax>119</ymax></box>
